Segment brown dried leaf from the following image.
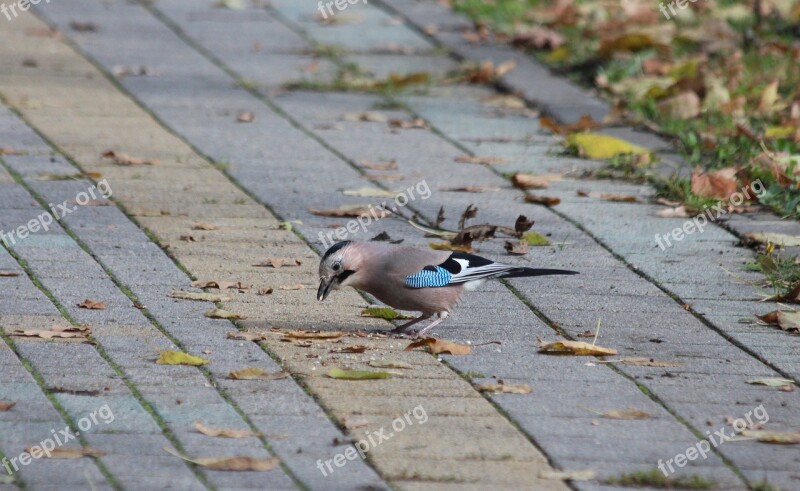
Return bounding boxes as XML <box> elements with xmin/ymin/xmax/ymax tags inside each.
<box><xmin>524</xmin><ymin>194</ymin><xmax>561</xmax><ymax>206</ymax></box>
<box><xmin>511</xmin><ymin>27</ymin><xmax>565</xmax><ymax>50</ymax></box>
<box><xmin>252</xmin><ymin>258</ymin><xmax>302</xmax><ymax>269</ymax></box>
<box><xmin>236</xmin><ymin>112</ymin><xmax>254</xmax><ymax>123</ymax></box>
<box><xmin>38</xmin><ymin>447</ymin><xmax>106</xmax><ymax>459</ymax></box>
<box><xmin>515</xmin><ymin>215</ymin><xmax>534</xmax><ymax>233</ymax></box>
<box><xmin>0</xmin><ymin>401</ymin><xmax>16</xmax><ymax>411</ymax></box>
<box><xmin>227</xmin><ymin>368</ymin><xmax>289</xmax><ymax>380</ymax></box>
<box><xmin>256</xmin><ymin>288</ymin><xmax>274</xmax><ymax>296</ymax></box>
<box><xmin>440</xmin><ymin>186</ymin><xmax>501</xmax><ymax>193</ymax></box>
<box><xmin>538</xmin><ymin>340</ymin><xmax>617</xmax><ymax>356</ymax></box>
<box><xmin>539</xmin><ymin>114</ymin><xmax>601</xmax><ymax>135</ymax></box>
<box><xmin>603</xmin><ymin>408</ymin><xmax>651</xmax><ymax>420</ymax></box>
<box><xmin>389</xmin><ymin>118</ymin><xmax>429</xmax><ymax>129</ymax></box>
<box><xmin>740</xmin><ymin>430</ymin><xmax>800</xmax><ymax>444</ymax></box>
<box><xmin>192</xmin><ymin>222</ymin><xmax>218</xmax><ymax>231</ymax></box>
<box><xmin>404</xmin><ymin>337</ymin><xmax>471</xmax><ymax>355</ymax></box>
<box><xmin>309</xmin><ymin>204</ymin><xmax>390</xmax><ymax>218</ymax></box>
<box><xmin>330</xmin><ymin>345</ymin><xmax>367</xmax><ymax>353</ymax></box>
<box><xmin>226</xmin><ymin>332</ymin><xmax>266</xmax><ymax>342</ymax></box>
<box><xmin>278</xmin><ymin>284</ymin><xmax>305</xmax><ymax>290</ymax></box>
<box><xmin>758</xmin><ymin>311</ymin><xmax>800</xmax><ymax>332</ymax></box>
<box><xmin>454</xmin><ymin>155</ymin><xmax>509</xmax><ymax>165</ymax></box>
<box><xmin>12</xmin><ymin>325</ymin><xmax>88</xmax><ymax>340</ymax></box>
<box><xmin>511</xmin><ymin>173</ymin><xmax>554</xmax><ymax>189</ymax></box>
<box><xmin>205</xmin><ymin>309</ymin><xmax>246</xmax><ymax>320</ymax></box>
<box><xmin>504</xmin><ymin>240</ymin><xmax>529</xmax><ymax>255</ymax></box>
<box><xmin>194</xmin><ymin>422</ymin><xmax>260</xmax><ymax>439</ymax></box>
<box><xmin>164</xmin><ymin>447</ymin><xmax>280</xmax><ymax>471</ymax></box>
<box><xmin>168</xmin><ymin>290</ymin><xmax>232</xmax><ymax>302</ymax></box>
<box><xmin>690</xmin><ymin>167</ymin><xmax>739</xmax><ymax>199</ymax></box>
<box><xmin>341</xmin><ymin>111</ymin><xmax>387</xmax><ymax>122</ymax></box>
<box><xmin>192</xmin><ymin>280</ymin><xmax>248</xmax><ymax>290</ymax></box>
<box><xmin>359</xmin><ymin>159</ymin><xmax>397</xmax><ymax>170</ymax></box>
<box><xmin>0</xmin><ymin>271</ymin><xmax>20</xmax><ymax>277</ymax></box>
<box><xmin>77</xmin><ymin>299</ymin><xmax>106</xmax><ymax>310</ymax></box>
<box><xmin>656</xmin><ymin>206</ymin><xmax>690</xmax><ymax>218</ymax></box>
<box><xmin>102</xmin><ymin>150</ymin><xmax>156</xmax><ymax>166</ymax></box>
<box><xmin>282</xmin><ymin>330</ymin><xmax>345</xmax><ymax>340</ymax></box>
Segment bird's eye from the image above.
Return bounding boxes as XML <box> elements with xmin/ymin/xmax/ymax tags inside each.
<box><xmin>332</xmin><ymin>262</ymin><xmax>341</xmax><ymax>272</ymax></box>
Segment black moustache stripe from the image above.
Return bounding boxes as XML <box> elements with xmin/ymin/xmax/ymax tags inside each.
<box><xmin>337</xmin><ymin>270</ymin><xmax>355</xmax><ymax>283</ymax></box>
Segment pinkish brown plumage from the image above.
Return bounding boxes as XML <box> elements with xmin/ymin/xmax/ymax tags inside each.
<box><xmin>317</xmin><ymin>241</ymin><xmax>577</xmax><ymax>336</ymax></box>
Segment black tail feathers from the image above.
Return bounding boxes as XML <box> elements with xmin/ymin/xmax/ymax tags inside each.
<box><xmin>498</xmin><ymin>268</ymin><xmax>579</xmax><ymax>279</ymax></box>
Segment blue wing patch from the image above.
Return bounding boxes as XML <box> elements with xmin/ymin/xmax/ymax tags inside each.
<box><xmin>404</xmin><ymin>266</ymin><xmax>452</xmax><ymax>288</ymax></box>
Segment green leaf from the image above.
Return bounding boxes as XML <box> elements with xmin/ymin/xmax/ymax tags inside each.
<box><xmin>522</xmin><ymin>231</ymin><xmax>550</xmax><ymax>246</ymax></box>
<box><xmin>360</xmin><ymin>307</ymin><xmax>413</xmax><ymax>320</ymax></box>
<box><xmin>327</xmin><ymin>368</ymin><xmax>391</xmax><ymax>380</ymax></box>
<box><xmin>157</xmin><ymin>350</ymin><xmax>209</xmax><ymax>366</ymax></box>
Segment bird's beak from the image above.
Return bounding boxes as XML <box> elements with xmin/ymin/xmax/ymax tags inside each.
<box><xmin>317</xmin><ymin>277</ymin><xmax>334</xmax><ymax>301</ymax></box>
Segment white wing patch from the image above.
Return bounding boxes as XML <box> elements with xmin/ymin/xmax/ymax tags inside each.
<box><xmin>448</xmin><ymin>259</ymin><xmax>515</xmax><ymax>284</ymax></box>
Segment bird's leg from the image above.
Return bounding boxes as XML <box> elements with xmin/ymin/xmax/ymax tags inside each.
<box><xmin>416</xmin><ymin>311</ymin><xmax>449</xmax><ymax>338</ymax></box>
<box><xmin>390</xmin><ymin>313</ymin><xmax>431</xmax><ymax>334</ymax></box>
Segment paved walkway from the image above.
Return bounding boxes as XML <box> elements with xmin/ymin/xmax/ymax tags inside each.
<box><xmin>0</xmin><ymin>1</ymin><xmax>798</xmax><ymax>490</ymax></box>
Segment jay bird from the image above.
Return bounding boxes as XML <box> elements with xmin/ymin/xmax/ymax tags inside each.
<box><xmin>317</xmin><ymin>241</ymin><xmax>578</xmax><ymax>337</ymax></box>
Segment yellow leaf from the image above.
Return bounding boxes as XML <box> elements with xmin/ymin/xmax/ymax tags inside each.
<box><xmin>360</xmin><ymin>307</ymin><xmax>413</xmax><ymax>320</ymax></box>
<box><xmin>567</xmin><ymin>133</ymin><xmax>649</xmax><ymax>160</ymax></box>
<box><xmin>538</xmin><ymin>340</ymin><xmax>617</xmax><ymax>356</ymax></box>
<box><xmin>429</xmin><ymin>242</ymin><xmax>473</xmax><ymax>253</ymax></box>
<box><xmin>522</xmin><ymin>231</ymin><xmax>550</xmax><ymax>246</ymax></box>
<box><xmin>156</xmin><ymin>350</ymin><xmax>209</xmax><ymax>366</ymax></box>
<box><xmin>405</xmin><ymin>337</ymin><xmax>471</xmax><ymax>355</ymax></box>
<box><xmin>194</xmin><ymin>422</ymin><xmax>260</xmax><ymax>439</ymax></box>
<box><xmin>765</xmin><ymin>126</ymin><xmax>795</xmax><ymax>139</ymax></box>
<box><xmin>740</xmin><ymin>430</ymin><xmax>800</xmax><ymax>444</ymax></box>
<box><xmin>327</xmin><ymin>368</ymin><xmax>391</xmax><ymax>380</ymax></box>
<box><xmin>164</xmin><ymin>447</ymin><xmax>280</xmax><ymax>471</ymax></box>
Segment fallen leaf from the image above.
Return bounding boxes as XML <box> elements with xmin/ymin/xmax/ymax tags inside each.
<box><xmin>539</xmin><ymin>114</ymin><xmax>600</xmax><ymax>135</ymax></box>
<box><xmin>168</xmin><ymin>290</ymin><xmax>231</xmax><ymax>302</ymax></box>
<box><xmin>0</xmin><ymin>271</ymin><xmax>20</xmax><ymax>277</ymax></box>
<box><xmin>0</xmin><ymin>402</ymin><xmax>16</xmax><ymax>411</ymax></box>
<box><xmin>368</xmin><ymin>360</ymin><xmax>413</xmax><ymax>369</ymax></box>
<box><xmin>577</xmin><ymin>190</ymin><xmax>639</xmax><ymax>202</ymax></box>
<box><xmin>192</xmin><ymin>222</ymin><xmax>218</xmax><ymax>231</ymax></box>
<box><xmin>341</xmin><ymin>111</ymin><xmax>387</xmax><ymax>122</ymax></box>
<box><xmin>389</xmin><ymin>118</ymin><xmax>429</xmax><ymax>129</ymax></box>
<box><xmin>252</xmin><ymin>258</ymin><xmax>302</xmax><ymax>268</ymax></box>
<box><xmin>454</xmin><ymin>155</ymin><xmax>509</xmax><ymax>165</ymax></box>
<box><xmin>330</xmin><ymin>345</ymin><xmax>367</xmax><ymax>354</ymax></box>
<box><xmin>539</xmin><ymin>469</ymin><xmax>596</xmax><ymax>481</ymax></box>
<box><xmin>194</xmin><ymin>422</ymin><xmax>259</xmax><ymax>439</ymax></box>
<box><xmin>429</xmin><ymin>242</ymin><xmax>474</xmax><ymax>253</ymax></box>
<box><xmin>511</xmin><ymin>173</ymin><xmax>560</xmax><ymax>189</ymax></box>
<box><xmin>227</xmin><ymin>368</ymin><xmax>289</xmax><ymax>380</ymax></box>
<box><xmin>342</xmin><ymin>187</ymin><xmax>396</xmax><ymax>198</ymax></box>
<box><xmin>11</xmin><ymin>326</ymin><xmax>87</xmax><ymax>340</ymax></box>
<box><xmin>36</xmin><ymin>447</ymin><xmax>106</xmax><ymax>459</ymax></box>
<box><xmin>359</xmin><ymin>159</ymin><xmax>398</xmax><ymax>170</ymax></box>
<box><xmin>236</xmin><ymin>112</ymin><xmax>254</xmax><ymax>123</ymax></box>
<box><xmin>205</xmin><ymin>309</ymin><xmax>246</xmax><ymax>320</ymax></box>
<box><xmin>164</xmin><ymin>447</ymin><xmax>280</xmax><ymax>471</ymax></box>
<box><xmin>757</xmin><ymin>80</ymin><xmax>782</xmax><ymax>114</ymax></box>
<box><xmin>192</xmin><ymin>280</ymin><xmax>248</xmax><ymax>290</ymax></box>
<box><xmin>690</xmin><ymin>167</ymin><xmax>739</xmax><ymax>200</ymax></box>
<box><xmin>774</xmin><ymin>283</ymin><xmax>800</xmax><ymax>303</ymax></box>
<box><xmin>405</xmin><ymin>337</ymin><xmax>471</xmax><ymax>355</ymax></box>
<box><xmin>102</xmin><ymin>150</ymin><xmax>156</xmax><ymax>166</ymax></box>
<box><xmin>746</xmin><ymin>378</ymin><xmax>795</xmax><ymax>387</ymax></box>
<box><xmin>740</xmin><ymin>430</ymin><xmax>800</xmax><ymax>444</ymax></box>
<box><xmin>226</xmin><ymin>332</ymin><xmax>266</xmax><ymax>342</ymax></box>
<box><xmin>0</xmin><ymin>147</ymin><xmax>20</xmax><ymax>155</ymax></box>
<box><xmin>511</xmin><ymin>27</ymin><xmax>565</xmax><ymax>50</ymax></box>
<box><xmin>522</xmin><ymin>231</ymin><xmax>551</xmax><ymax>246</ymax></box>
<box><xmin>524</xmin><ymin>194</ymin><xmax>561</xmax><ymax>206</ymax></box>
<box><xmin>504</xmin><ymin>240</ymin><xmax>529</xmax><ymax>255</ymax></box>
<box><xmin>657</xmin><ymin>91</ymin><xmax>701</xmax><ymax>119</ymax></box>
<box><xmin>603</xmin><ymin>408</ymin><xmax>651</xmax><ymax>420</ymax></box>
<box><xmin>278</xmin><ymin>284</ymin><xmax>305</xmax><ymax>290</ymax></box>
<box><xmin>256</xmin><ymin>288</ymin><xmax>274</xmax><ymax>296</ymax></box>
<box><xmin>309</xmin><ymin>205</ymin><xmax>390</xmax><ymax>218</ymax></box>
<box><xmin>567</xmin><ymin>133</ymin><xmax>649</xmax><ymax>160</ymax></box>
<box><xmin>461</xmin><ymin>60</ymin><xmax>517</xmax><ymax>84</ymax></box>
<box><xmin>758</xmin><ymin>311</ymin><xmax>800</xmax><ymax>332</ymax></box>
<box><xmin>474</xmin><ymin>382</ymin><xmax>532</xmax><ymax>394</ymax></box>
<box><xmin>361</xmin><ymin>307</ymin><xmax>413</xmax><ymax>320</ymax></box>
<box><xmin>440</xmin><ymin>186</ymin><xmax>501</xmax><ymax>193</ymax></box>
<box><xmin>156</xmin><ymin>350</ymin><xmax>209</xmax><ymax>366</ymax></box>
<box><xmin>76</xmin><ymin>299</ymin><xmax>105</xmax><ymax>310</ymax></box>
<box><xmin>327</xmin><ymin>368</ymin><xmax>391</xmax><ymax>380</ymax></box>
<box><xmin>656</xmin><ymin>206</ymin><xmax>690</xmax><ymax>218</ymax></box>
<box><xmin>538</xmin><ymin>340</ymin><xmax>617</xmax><ymax>356</ymax></box>
<box><xmin>745</xmin><ymin>233</ymin><xmax>800</xmax><ymax>248</ymax></box>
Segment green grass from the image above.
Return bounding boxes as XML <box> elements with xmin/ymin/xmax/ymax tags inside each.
<box><xmin>605</xmin><ymin>469</ymin><xmax>715</xmax><ymax>489</ymax></box>
<box><xmin>745</xmin><ymin>248</ymin><xmax>800</xmax><ymax>296</ymax></box>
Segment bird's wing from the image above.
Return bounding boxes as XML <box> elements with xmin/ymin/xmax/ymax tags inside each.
<box><xmin>404</xmin><ymin>252</ymin><xmax>514</xmax><ymax>288</ymax></box>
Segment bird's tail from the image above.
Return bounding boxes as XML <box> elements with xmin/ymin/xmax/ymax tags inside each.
<box><xmin>498</xmin><ymin>267</ymin><xmax>579</xmax><ymax>279</ymax></box>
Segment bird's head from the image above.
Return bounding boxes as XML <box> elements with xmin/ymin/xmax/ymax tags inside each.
<box><xmin>317</xmin><ymin>241</ymin><xmax>359</xmax><ymax>301</ymax></box>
